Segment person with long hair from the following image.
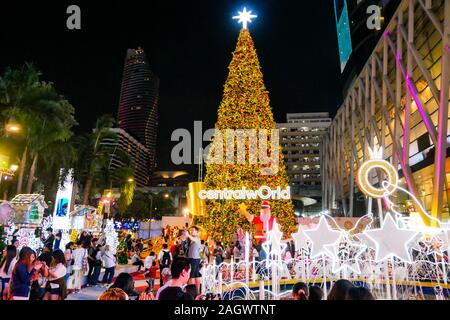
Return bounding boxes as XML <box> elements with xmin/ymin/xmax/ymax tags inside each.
<box><xmin>345</xmin><ymin>286</ymin><xmax>375</xmax><ymax>300</ymax></box>
<box><xmin>64</xmin><ymin>242</ymin><xmax>74</xmax><ymax>283</ymax></box>
<box><xmin>292</xmin><ymin>282</ymin><xmax>309</xmax><ymax>300</ymax></box>
<box><xmin>43</xmin><ymin>250</ymin><xmax>67</xmax><ymax>300</ymax></box>
<box><xmin>0</xmin><ymin>245</ymin><xmax>17</xmax><ymax>299</ymax></box>
<box><xmin>11</xmin><ymin>247</ymin><xmax>43</xmax><ymax>300</ymax></box>
<box><xmin>109</xmin><ymin>272</ymin><xmax>139</xmax><ymax>300</ymax></box>
<box><xmin>328</xmin><ymin>279</ymin><xmax>354</xmax><ymax>300</ymax></box>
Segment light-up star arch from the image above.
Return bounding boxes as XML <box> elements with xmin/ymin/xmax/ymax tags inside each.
<box><xmin>232</xmin><ymin>7</ymin><xmax>257</xmax><ymax>29</ymax></box>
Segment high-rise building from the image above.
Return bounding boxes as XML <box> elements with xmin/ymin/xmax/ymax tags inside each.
<box><xmin>277</xmin><ymin>113</ymin><xmax>332</xmax><ymax>216</ymax></box>
<box><xmin>102</xmin><ymin>128</ymin><xmax>151</xmax><ymax>187</ymax></box>
<box><xmin>334</xmin><ymin>0</ymin><xmax>401</xmax><ymax>95</ymax></box>
<box><xmin>117</xmin><ymin>47</ymin><xmax>159</xmax><ymax>176</ymax></box>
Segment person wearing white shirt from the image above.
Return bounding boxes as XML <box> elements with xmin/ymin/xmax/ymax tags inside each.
<box><xmin>101</xmin><ymin>245</ymin><xmax>116</xmax><ymax>285</ymax></box>
<box><xmin>155</xmin><ymin>267</ymin><xmax>172</xmax><ymax>299</ymax></box>
<box><xmin>43</xmin><ymin>250</ymin><xmax>67</xmax><ymax>300</ymax></box>
<box><xmin>0</xmin><ymin>245</ymin><xmax>17</xmax><ymax>300</ymax></box>
<box><xmin>144</xmin><ymin>252</ymin><xmax>156</xmax><ymax>276</ymax></box>
<box><xmin>68</xmin><ymin>241</ymin><xmax>88</xmax><ymax>293</ymax></box>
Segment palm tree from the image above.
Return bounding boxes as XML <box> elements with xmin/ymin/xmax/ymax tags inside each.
<box><xmin>0</xmin><ymin>64</ymin><xmax>77</xmax><ymax>194</ymax></box>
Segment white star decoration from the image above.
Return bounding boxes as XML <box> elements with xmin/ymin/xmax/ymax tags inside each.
<box><xmin>304</xmin><ymin>216</ymin><xmax>342</xmax><ymax>259</ymax></box>
<box><xmin>291</xmin><ymin>224</ymin><xmax>311</xmax><ymax>252</ymax></box>
<box><xmin>364</xmin><ymin>213</ymin><xmax>419</xmax><ymax>263</ymax></box>
<box><xmin>232</xmin><ymin>7</ymin><xmax>257</xmax><ymax>29</ymax></box>
<box><xmin>262</xmin><ymin>221</ymin><xmax>286</xmax><ymax>258</ymax></box>
<box><xmin>324</xmin><ymin>234</ymin><xmax>367</xmax><ymax>274</ymax></box>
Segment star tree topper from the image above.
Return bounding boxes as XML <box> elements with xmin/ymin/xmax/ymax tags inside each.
<box><xmin>364</xmin><ymin>213</ymin><xmax>419</xmax><ymax>263</ymax></box>
<box><xmin>232</xmin><ymin>7</ymin><xmax>257</xmax><ymax>29</ymax></box>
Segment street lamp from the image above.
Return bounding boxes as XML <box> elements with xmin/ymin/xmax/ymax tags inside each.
<box><xmin>127</xmin><ymin>178</ymin><xmax>134</xmax><ymax>183</ymax></box>
<box><xmin>164</xmin><ymin>193</ymin><xmax>169</xmax><ymax>198</ymax></box>
<box><xmin>5</xmin><ymin>123</ymin><xmax>21</xmax><ymax>133</ymax></box>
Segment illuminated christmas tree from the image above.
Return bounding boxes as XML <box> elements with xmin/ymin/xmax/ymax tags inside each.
<box><xmin>203</xmin><ymin>17</ymin><xmax>295</xmax><ymax>243</ymax></box>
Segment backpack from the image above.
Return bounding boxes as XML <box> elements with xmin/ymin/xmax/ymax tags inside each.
<box><xmin>161</xmin><ymin>251</ymin><xmax>171</xmax><ymax>267</ymax></box>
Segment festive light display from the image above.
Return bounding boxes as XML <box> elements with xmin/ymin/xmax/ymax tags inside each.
<box><xmin>356</xmin><ymin>146</ymin><xmax>398</xmax><ymax>198</ymax></box>
<box><xmin>203</xmin><ymin>27</ymin><xmax>295</xmax><ymax>243</ymax></box>
<box><xmin>201</xmin><ymin>149</ymin><xmax>450</xmax><ymax>299</ymax></box>
<box><xmin>104</xmin><ymin>219</ymin><xmax>119</xmax><ymax>254</ymax></box>
<box><xmin>232</xmin><ymin>7</ymin><xmax>257</xmax><ymax>30</ymax></box>
<box><xmin>304</xmin><ymin>216</ymin><xmax>342</xmax><ymax>259</ymax></box>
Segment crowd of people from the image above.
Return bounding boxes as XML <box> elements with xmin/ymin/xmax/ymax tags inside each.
<box><xmin>0</xmin><ymin>223</ymin><xmax>378</xmax><ymax>300</ymax></box>
<box><xmin>0</xmin><ymin>228</ymin><xmax>118</xmax><ymax>300</ymax></box>
<box><xmin>291</xmin><ymin>279</ymin><xmax>375</xmax><ymax>300</ymax></box>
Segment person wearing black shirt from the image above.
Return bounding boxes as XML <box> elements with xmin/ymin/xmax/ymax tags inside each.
<box><xmin>158</xmin><ymin>257</ymin><xmax>193</xmax><ymax>300</ymax></box>
<box><xmin>38</xmin><ymin>244</ymin><xmax>53</xmax><ymax>267</ymax></box>
<box><xmin>43</xmin><ymin>228</ymin><xmax>55</xmax><ymax>249</ymax></box>
<box><xmin>87</xmin><ymin>238</ymin><xmax>99</xmax><ymax>285</ymax></box>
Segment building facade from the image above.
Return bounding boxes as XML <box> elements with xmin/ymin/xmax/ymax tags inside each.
<box><xmin>117</xmin><ymin>47</ymin><xmax>159</xmax><ymax>175</ymax></box>
<box><xmin>277</xmin><ymin>113</ymin><xmax>332</xmax><ymax>215</ymax></box>
<box><xmin>324</xmin><ymin>0</ymin><xmax>450</xmax><ymax>222</ymax></box>
<box><xmin>102</xmin><ymin>128</ymin><xmax>151</xmax><ymax>187</ymax></box>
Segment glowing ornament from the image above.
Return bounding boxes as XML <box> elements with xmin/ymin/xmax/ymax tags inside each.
<box><xmin>364</xmin><ymin>213</ymin><xmax>419</xmax><ymax>263</ymax></box>
<box><xmin>304</xmin><ymin>215</ymin><xmax>342</xmax><ymax>259</ymax></box>
<box><xmin>357</xmin><ymin>146</ymin><xmax>398</xmax><ymax>198</ymax></box>
<box><xmin>232</xmin><ymin>7</ymin><xmax>257</xmax><ymax>29</ymax></box>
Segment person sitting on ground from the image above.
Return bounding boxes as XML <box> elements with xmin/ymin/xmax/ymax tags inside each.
<box><xmin>328</xmin><ymin>279</ymin><xmax>354</xmax><ymax>300</ymax></box>
<box><xmin>99</xmin><ymin>287</ymin><xmax>128</xmax><ymax>300</ymax></box>
<box><xmin>292</xmin><ymin>282</ymin><xmax>309</xmax><ymax>300</ymax></box>
<box><xmin>155</xmin><ymin>268</ymin><xmax>172</xmax><ymax>300</ymax></box>
<box><xmin>308</xmin><ymin>285</ymin><xmax>323</xmax><ymax>300</ymax></box>
<box><xmin>158</xmin><ymin>257</ymin><xmax>193</xmax><ymax>300</ymax></box>
<box><xmin>131</xmin><ymin>249</ymin><xmax>144</xmax><ymax>271</ymax></box>
<box><xmin>109</xmin><ymin>272</ymin><xmax>139</xmax><ymax>300</ymax></box>
<box><xmin>345</xmin><ymin>286</ymin><xmax>375</xmax><ymax>300</ymax></box>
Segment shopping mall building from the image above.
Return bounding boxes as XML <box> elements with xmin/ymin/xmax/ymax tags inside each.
<box><xmin>323</xmin><ymin>0</ymin><xmax>450</xmax><ymax>221</ymax></box>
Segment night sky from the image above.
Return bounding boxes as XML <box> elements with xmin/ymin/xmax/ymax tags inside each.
<box><xmin>0</xmin><ymin>1</ymin><xmax>342</xmax><ymax>175</ymax></box>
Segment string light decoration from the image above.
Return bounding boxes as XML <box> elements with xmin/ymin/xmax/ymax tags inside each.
<box><xmin>356</xmin><ymin>146</ymin><xmax>398</xmax><ymax>198</ymax></box>
<box><xmin>203</xmin><ymin>24</ymin><xmax>295</xmax><ymax>243</ymax></box>
<box><xmin>104</xmin><ymin>219</ymin><xmax>119</xmax><ymax>254</ymax></box>
<box><xmin>200</xmin><ymin>148</ymin><xmax>450</xmax><ymax>299</ymax></box>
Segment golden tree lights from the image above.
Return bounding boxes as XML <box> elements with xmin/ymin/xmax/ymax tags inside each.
<box><xmin>203</xmin><ymin>28</ymin><xmax>295</xmax><ymax>243</ymax></box>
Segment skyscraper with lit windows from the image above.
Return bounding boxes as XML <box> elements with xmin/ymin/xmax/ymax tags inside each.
<box><xmin>117</xmin><ymin>47</ymin><xmax>159</xmax><ymax>184</ymax></box>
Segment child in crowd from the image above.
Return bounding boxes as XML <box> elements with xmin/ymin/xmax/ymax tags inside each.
<box><xmin>147</xmin><ymin>261</ymin><xmax>158</xmax><ymax>291</ymax></box>
<box><xmin>144</xmin><ymin>252</ymin><xmax>156</xmax><ymax>277</ymax></box>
